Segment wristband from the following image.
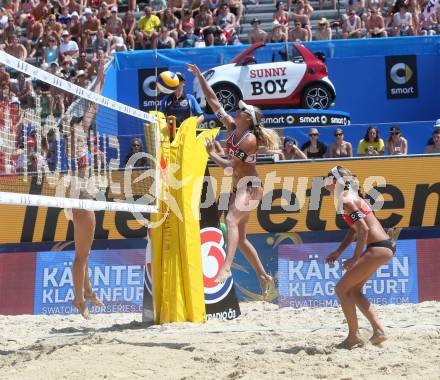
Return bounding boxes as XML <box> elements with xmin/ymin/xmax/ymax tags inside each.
<box><xmin>349</xmin><ymin>210</ymin><xmax>366</xmax><ymax>223</ymax></box>
<box><xmin>215</xmin><ymin>107</ymin><xmax>227</xmax><ymax>120</ymax></box>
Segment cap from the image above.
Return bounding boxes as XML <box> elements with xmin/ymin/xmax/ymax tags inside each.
<box><xmin>111</xmin><ymin>6</ymin><xmax>118</xmax><ymax>12</ymax></box>
<box><xmin>283</xmin><ymin>136</ymin><xmax>298</xmax><ymax>148</ymax></box>
<box><xmin>176</xmin><ymin>71</ymin><xmax>186</xmax><ymax>82</ymax></box>
<box><xmin>76</xmin><ymin>70</ymin><xmax>86</xmax><ymax>76</ymax></box>
<box><xmin>84</xmin><ymin>7</ymin><xmax>92</xmax><ymax>14</ymax></box>
<box><xmin>51</xmin><ymin>61</ymin><xmax>59</xmax><ymax>67</ymax></box>
<box><xmin>434</xmin><ymin>119</ymin><xmax>440</xmax><ymax>128</ymax></box>
<box><xmin>70</xmin><ymin>11</ymin><xmax>79</xmax><ymax>17</ymax></box>
<box><xmin>62</xmin><ymin>29</ymin><xmax>69</xmax><ymax>36</ymax></box>
<box><xmin>238</xmin><ymin>100</ymin><xmax>257</xmax><ymax>126</ymax></box>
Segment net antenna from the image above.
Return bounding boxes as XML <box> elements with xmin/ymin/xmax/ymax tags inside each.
<box><xmin>0</xmin><ymin>51</ymin><xmax>159</xmax><ymax>214</ymax></box>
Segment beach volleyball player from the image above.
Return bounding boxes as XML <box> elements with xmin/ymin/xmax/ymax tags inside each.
<box><xmin>187</xmin><ymin>63</ymin><xmax>279</xmax><ymax>299</ymax></box>
<box><xmin>325</xmin><ymin>166</ymin><xmax>395</xmax><ymax>348</ymax></box>
<box><xmin>68</xmin><ymin>60</ymin><xmax>106</xmax><ymax>319</ymax></box>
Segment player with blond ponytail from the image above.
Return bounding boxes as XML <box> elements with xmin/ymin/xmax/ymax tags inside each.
<box><xmin>187</xmin><ymin>63</ymin><xmax>277</xmax><ymax>299</ymax></box>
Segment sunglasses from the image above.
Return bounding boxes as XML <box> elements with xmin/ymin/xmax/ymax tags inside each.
<box><xmin>390</xmin><ymin>132</ymin><xmax>400</xmax><ymax>135</ymax></box>
<box><xmin>335</xmin><ymin>133</ymin><xmax>343</xmax><ymax>136</ymax></box>
<box><xmin>132</xmin><ymin>143</ymin><xmax>141</xmax><ymax>147</ymax></box>
<box><xmin>309</xmin><ymin>133</ymin><xmax>319</xmax><ymax>137</ymax></box>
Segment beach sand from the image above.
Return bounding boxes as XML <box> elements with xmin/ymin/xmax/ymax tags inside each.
<box><xmin>1</xmin><ymin>301</ymin><xmax>440</xmax><ymax>380</ymax></box>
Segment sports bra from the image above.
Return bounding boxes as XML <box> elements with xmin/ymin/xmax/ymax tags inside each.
<box><xmin>225</xmin><ymin>130</ymin><xmax>257</xmax><ymax>164</ymax></box>
<box><xmin>343</xmin><ymin>198</ymin><xmax>372</xmax><ymax>225</ymax></box>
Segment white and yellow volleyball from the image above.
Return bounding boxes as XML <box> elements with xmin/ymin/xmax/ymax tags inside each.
<box><xmin>156</xmin><ymin>71</ymin><xmax>180</xmax><ymax>94</ymax></box>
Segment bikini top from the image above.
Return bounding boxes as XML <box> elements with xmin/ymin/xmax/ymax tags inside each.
<box><xmin>225</xmin><ymin>130</ymin><xmax>257</xmax><ymax>164</ymax></box>
<box><xmin>343</xmin><ymin>198</ymin><xmax>372</xmax><ymax>225</ymax></box>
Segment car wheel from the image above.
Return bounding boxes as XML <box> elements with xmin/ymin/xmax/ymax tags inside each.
<box><xmin>301</xmin><ymin>84</ymin><xmax>332</xmax><ymax>110</ymax></box>
<box><xmin>213</xmin><ymin>84</ymin><xmax>241</xmax><ymax>112</ymax></box>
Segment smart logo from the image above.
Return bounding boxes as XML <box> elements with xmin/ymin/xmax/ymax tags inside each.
<box><xmin>200</xmin><ymin>227</ymin><xmax>233</xmax><ymax>304</ymax></box>
<box><xmin>138</xmin><ymin>68</ymin><xmax>168</xmax><ymax>110</ymax></box>
<box><xmin>386</xmin><ymin>55</ymin><xmax>418</xmax><ymax>99</ymax></box>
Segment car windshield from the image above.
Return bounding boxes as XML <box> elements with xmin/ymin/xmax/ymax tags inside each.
<box><xmin>232</xmin><ymin>43</ymin><xmax>304</xmax><ymax>65</ymax></box>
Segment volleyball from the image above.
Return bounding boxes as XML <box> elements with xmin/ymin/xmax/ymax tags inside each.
<box><xmin>156</xmin><ymin>71</ymin><xmax>180</xmax><ymax>94</ymax></box>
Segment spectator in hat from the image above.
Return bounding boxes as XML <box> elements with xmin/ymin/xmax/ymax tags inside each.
<box><xmin>267</xmin><ymin>21</ymin><xmax>288</xmax><ymax>42</ymax></box>
<box><xmin>60</xmin><ymin>30</ymin><xmax>79</xmax><ymax>59</ymax></box>
<box><xmin>68</xmin><ymin>11</ymin><xmax>82</xmax><ymax>45</ymax></box>
<box><xmin>315</xmin><ymin>17</ymin><xmax>332</xmax><ymax>40</ymax></box>
<box><xmin>105</xmin><ymin>6</ymin><xmax>124</xmax><ymax>44</ymax></box>
<box><xmin>387</xmin><ymin>126</ymin><xmax>408</xmax><ymax>155</ymax></box>
<box><xmin>25</xmin><ymin>15</ymin><xmax>44</xmax><ymax>57</ymax></box>
<box><xmin>159</xmin><ymin>72</ymin><xmax>204</xmax><ymax>128</ymax></box>
<box><xmin>248</xmin><ymin>17</ymin><xmax>267</xmax><ymax>44</ymax></box>
<box><xmin>425</xmin><ymin>120</ymin><xmax>440</xmax><ymax>146</ymax></box>
<box><xmin>136</xmin><ymin>6</ymin><xmax>160</xmax><ymax>50</ymax></box>
<box><xmin>357</xmin><ymin>126</ymin><xmax>384</xmax><ymax>156</ymax></box>
<box><xmin>280</xmin><ymin>136</ymin><xmax>307</xmax><ymax>160</ymax></box>
<box><xmin>46</xmin><ymin>13</ymin><xmax>63</xmax><ymax>38</ymax></box>
<box><xmin>82</xmin><ymin>7</ymin><xmax>102</xmax><ymax>51</ymax></box>
<box><xmin>425</xmin><ymin>128</ymin><xmax>440</xmax><ymax>154</ymax></box>
<box><xmin>329</xmin><ymin>128</ymin><xmax>353</xmax><ymax>158</ymax></box>
<box><xmin>301</xmin><ymin>127</ymin><xmax>327</xmax><ymax>158</ymax></box>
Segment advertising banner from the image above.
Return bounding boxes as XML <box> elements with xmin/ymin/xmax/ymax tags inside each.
<box><xmin>1</xmin><ymin>155</ymin><xmax>440</xmax><ymax>244</ymax></box>
<box><xmin>33</xmin><ymin>249</ymin><xmax>145</xmax><ymax>315</ymax></box>
<box><xmin>278</xmin><ymin>240</ymin><xmax>418</xmax><ymax>307</ymax></box>
<box><xmin>0</xmin><ymin>252</ymin><xmax>36</xmax><ymax>315</ymax></box>
<box><xmin>199</xmin><ymin>110</ymin><xmax>351</xmax><ymax>130</ymax></box>
<box><xmin>385</xmin><ymin>55</ymin><xmax>418</xmax><ymax>99</ymax></box>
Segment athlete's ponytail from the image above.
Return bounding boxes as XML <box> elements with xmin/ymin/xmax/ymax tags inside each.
<box><xmin>252</xmin><ymin>106</ymin><xmax>281</xmax><ymax>151</ymax></box>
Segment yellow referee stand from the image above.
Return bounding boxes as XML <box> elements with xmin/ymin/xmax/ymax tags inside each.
<box><xmin>146</xmin><ymin>112</ymin><xmax>219</xmax><ymax>323</ymax></box>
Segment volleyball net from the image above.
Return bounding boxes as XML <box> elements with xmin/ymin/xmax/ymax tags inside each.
<box><xmin>0</xmin><ymin>51</ymin><xmax>159</xmax><ymax>214</ymax></box>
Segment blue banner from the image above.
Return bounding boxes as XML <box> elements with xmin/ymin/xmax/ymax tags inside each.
<box><xmin>278</xmin><ymin>240</ymin><xmax>418</xmax><ymax>307</ymax></box>
<box><xmin>34</xmin><ymin>249</ymin><xmax>145</xmax><ymax>315</ymax></box>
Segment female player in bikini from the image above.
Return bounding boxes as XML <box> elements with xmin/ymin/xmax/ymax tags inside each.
<box><xmin>187</xmin><ymin>63</ymin><xmax>280</xmax><ymax>299</ymax></box>
<box><xmin>325</xmin><ymin>165</ymin><xmax>395</xmax><ymax>348</ymax></box>
<box><xmin>69</xmin><ymin>60</ymin><xmax>106</xmax><ymax>319</ymax></box>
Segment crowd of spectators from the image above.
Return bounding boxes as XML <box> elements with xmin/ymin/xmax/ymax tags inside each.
<box><xmin>275</xmin><ymin>121</ymin><xmax>440</xmax><ymax>161</ymax></box>
<box><xmin>248</xmin><ymin>0</ymin><xmax>437</xmax><ymax>43</ymax></box>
